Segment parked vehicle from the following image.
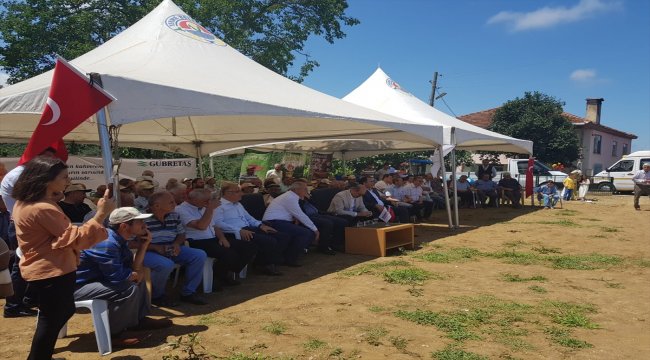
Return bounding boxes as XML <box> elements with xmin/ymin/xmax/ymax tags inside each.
<box><xmin>592</xmin><ymin>151</ymin><xmax>650</xmax><ymax>192</ymax></box>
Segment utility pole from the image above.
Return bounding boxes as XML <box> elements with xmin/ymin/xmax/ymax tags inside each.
<box><xmin>428</xmin><ymin>71</ymin><xmax>439</xmax><ymax>107</ymax></box>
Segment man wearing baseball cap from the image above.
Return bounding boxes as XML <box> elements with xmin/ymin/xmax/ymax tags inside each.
<box><xmin>58</xmin><ymin>183</ymin><xmax>93</xmax><ymax>223</ymax></box>
<box><xmin>75</xmin><ymin>207</ymin><xmax>171</xmax><ymax>344</ymax></box>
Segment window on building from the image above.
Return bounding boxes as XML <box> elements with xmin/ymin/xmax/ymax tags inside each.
<box><xmin>611</xmin><ymin>141</ymin><xmax>617</xmax><ymax>157</ymax></box>
<box><xmin>622</xmin><ymin>143</ymin><xmax>629</xmax><ymax>155</ymax></box>
<box><xmin>593</xmin><ymin>135</ymin><xmax>602</xmax><ymax>154</ymax></box>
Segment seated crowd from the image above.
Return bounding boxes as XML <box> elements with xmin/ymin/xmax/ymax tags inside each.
<box><xmin>2</xmin><ymin>162</ymin><xmax>529</xmax><ymax>349</ymax></box>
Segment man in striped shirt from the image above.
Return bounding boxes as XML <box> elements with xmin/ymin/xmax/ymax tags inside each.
<box><xmin>143</xmin><ymin>192</ymin><xmax>207</xmax><ymax>306</ymax></box>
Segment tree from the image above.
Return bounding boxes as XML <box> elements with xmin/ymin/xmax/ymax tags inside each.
<box><xmin>489</xmin><ymin>91</ymin><xmax>580</xmax><ymax>165</ymax></box>
<box><xmin>0</xmin><ymin>0</ymin><xmax>358</xmax><ymax>84</ymax></box>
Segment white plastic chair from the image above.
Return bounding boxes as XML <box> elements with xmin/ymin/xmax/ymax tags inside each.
<box><xmin>57</xmin><ymin>300</ymin><xmax>112</xmax><ymax>356</ymax></box>
<box><xmin>172</xmin><ymin>257</ymin><xmax>215</xmax><ymax>293</ymax></box>
<box><xmin>17</xmin><ymin>246</ymin><xmax>112</xmax><ymax>356</ymax></box>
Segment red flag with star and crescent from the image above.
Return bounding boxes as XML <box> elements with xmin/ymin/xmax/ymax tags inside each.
<box><xmin>19</xmin><ymin>57</ymin><xmax>115</xmax><ymax>165</ymax></box>
<box><xmin>525</xmin><ymin>157</ymin><xmax>535</xmax><ymax>198</ymax></box>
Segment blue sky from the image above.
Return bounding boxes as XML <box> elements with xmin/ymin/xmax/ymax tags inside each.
<box><xmin>298</xmin><ymin>0</ymin><xmax>650</xmax><ymax>151</ymax></box>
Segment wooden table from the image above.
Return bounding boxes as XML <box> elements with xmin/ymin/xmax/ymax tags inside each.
<box><xmin>345</xmin><ymin>223</ymin><xmax>415</xmax><ymax>257</ymax></box>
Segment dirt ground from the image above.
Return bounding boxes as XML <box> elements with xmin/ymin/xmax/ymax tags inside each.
<box><xmin>1</xmin><ymin>194</ymin><xmax>649</xmax><ymax>360</ymax></box>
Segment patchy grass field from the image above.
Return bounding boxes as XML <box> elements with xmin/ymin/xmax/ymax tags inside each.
<box><xmin>1</xmin><ymin>195</ymin><xmax>649</xmax><ymax>359</ymax></box>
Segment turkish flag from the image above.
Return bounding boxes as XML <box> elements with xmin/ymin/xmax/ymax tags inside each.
<box><xmin>525</xmin><ymin>157</ymin><xmax>534</xmax><ymax>198</ymax></box>
<box><xmin>19</xmin><ymin>57</ymin><xmax>115</xmax><ymax>165</ymax></box>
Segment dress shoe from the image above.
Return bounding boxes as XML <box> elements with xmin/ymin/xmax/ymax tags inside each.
<box><xmin>3</xmin><ymin>307</ymin><xmax>38</xmax><ymax>318</ymax></box>
<box><xmin>179</xmin><ymin>293</ymin><xmax>208</xmax><ymax>305</ymax></box>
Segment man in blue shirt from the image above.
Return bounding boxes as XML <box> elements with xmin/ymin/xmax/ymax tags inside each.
<box><xmin>536</xmin><ymin>180</ymin><xmax>560</xmax><ymax>209</ymax></box>
<box><xmin>214</xmin><ymin>182</ymin><xmax>287</xmax><ymax>275</ymax></box>
<box><xmin>475</xmin><ymin>173</ymin><xmax>499</xmax><ymax>208</ymax></box>
<box><xmin>75</xmin><ymin>207</ymin><xmax>171</xmax><ymax>343</ymax></box>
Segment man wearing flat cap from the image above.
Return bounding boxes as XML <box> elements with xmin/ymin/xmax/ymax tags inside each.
<box><xmin>239</xmin><ymin>165</ymin><xmax>262</xmax><ymax>187</ymax></box>
<box><xmin>58</xmin><ymin>183</ymin><xmax>93</xmax><ymax>223</ymax></box>
<box><xmin>75</xmin><ymin>207</ymin><xmax>171</xmax><ymax>343</ymax></box>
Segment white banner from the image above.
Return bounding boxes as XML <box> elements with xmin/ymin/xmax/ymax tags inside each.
<box><xmin>1</xmin><ymin>156</ymin><xmax>196</xmax><ymax>190</ymax></box>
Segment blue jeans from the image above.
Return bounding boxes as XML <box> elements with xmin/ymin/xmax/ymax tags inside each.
<box><xmin>143</xmin><ymin>245</ymin><xmax>207</xmax><ymax>299</ymax></box>
<box><xmin>541</xmin><ymin>194</ymin><xmax>560</xmax><ymax>207</ymax></box>
<box><xmin>563</xmin><ymin>189</ymin><xmax>573</xmax><ymax>200</ymax></box>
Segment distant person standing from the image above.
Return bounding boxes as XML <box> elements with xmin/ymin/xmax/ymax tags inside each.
<box><xmin>476</xmin><ymin>159</ymin><xmax>497</xmax><ymax>180</ymax></box>
<box><xmin>633</xmin><ymin>163</ymin><xmax>650</xmax><ymax>210</ymax></box>
<box><xmin>562</xmin><ymin>174</ymin><xmax>576</xmax><ymax>201</ymax></box>
<box><xmin>577</xmin><ymin>175</ymin><xmax>590</xmax><ymax>201</ymax></box>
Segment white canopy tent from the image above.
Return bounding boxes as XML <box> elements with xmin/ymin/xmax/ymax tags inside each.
<box><xmin>0</xmin><ymin>0</ymin><xmax>445</xmax><ymax>157</ymax></box>
<box><xmin>343</xmin><ymin>68</ymin><xmax>533</xmax><ymax>154</ymax></box>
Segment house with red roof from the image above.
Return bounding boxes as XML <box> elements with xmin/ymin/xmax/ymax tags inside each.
<box><xmin>459</xmin><ymin>98</ymin><xmax>637</xmax><ymax>176</ymax></box>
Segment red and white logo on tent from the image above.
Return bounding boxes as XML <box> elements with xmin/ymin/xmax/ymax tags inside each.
<box><xmin>166</xmin><ymin>14</ymin><xmax>226</xmax><ymax>46</ymax></box>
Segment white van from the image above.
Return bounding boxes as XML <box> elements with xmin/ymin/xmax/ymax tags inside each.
<box><xmin>593</xmin><ymin>151</ymin><xmax>650</xmax><ymax>192</ymax></box>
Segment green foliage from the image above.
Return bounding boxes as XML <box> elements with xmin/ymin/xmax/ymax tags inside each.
<box><xmin>528</xmin><ymin>285</ymin><xmax>548</xmax><ymax>294</ymax></box>
<box><xmin>162</xmin><ymin>333</ymin><xmax>211</xmax><ymax>360</ymax></box>
<box><xmin>414</xmin><ymin>247</ymin><xmax>482</xmax><ymax>263</ymax></box>
<box><xmin>383</xmin><ymin>267</ymin><xmax>437</xmax><ymax>285</ymax></box>
<box><xmin>541</xmin><ymin>301</ymin><xmax>599</xmax><ymax>329</ymax></box>
<box><xmin>330</xmin><ymin>150</ymin><xmax>474</xmax><ymax>176</ymax></box>
<box><xmin>261</xmin><ymin>321</ymin><xmax>286</xmax><ymax>335</ymax></box>
<box><xmin>0</xmin><ymin>0</ymin><xmax>359</xmax><ymax>83</ymax></box>
<box><xmin>389</xmin><ymin>335</ymin><xmax>408</xmax><ymax>351</ymax></box>
<box><xmin>303</xmin><ymin>338</ymin><xmax>327</xmax><ymax>351</ymax></box>
<box><xmin>500</xmin><ymin>273</ymin><xmax>547</xmax><ymax>282</ymax></box>
<box><xmin>339</xmin><ymin>259</ymin><xmax>411</xmax><ymax>276</ymax></box>
<box><xmin>544</xmin><ymin>327</ymin><xmax>593</xmax><ymax>349</ymax></box>
<box><xmin>362</xmin><ymin>325</ymin><xmax>388</xmax><ymax>346</ymax></box>
<box><xmin>489</xmin><ymin>92</ymin><xmax>580</xmax><ymax>165</ymax></box>
<box><xmin>549</xmin><ymin>253</ymin><xmax>623</xmax><ymax>270</ymax></box>
<box><xmin>431</xmin><ymin>345</ymin><xmax>488</xmax><ymax>360</ymax></box>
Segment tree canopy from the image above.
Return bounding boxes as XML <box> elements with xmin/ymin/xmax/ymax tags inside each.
<box><xmin>0</xmin><ymin>0</ymin><xmax>359</xmax><ymax>84</ymax></box>
<box><xmin>489</xmin><ymin>91</ymin><xmax>580</xmax><ymax>165</ymax></box>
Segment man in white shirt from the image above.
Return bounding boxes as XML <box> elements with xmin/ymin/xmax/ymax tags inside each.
<box><xmin>176</xmin><ymin>189</ymin><xmax>256</xmax><ymax>287</ymax></box>
<box><xmin>375</xmin><ymin>174</ymin><xmax>394</xmax><ymax>194</ymax></box>
<box><xmin>214</xmin><ymin>182</ymin><xmax>287</xmax><ymax>276</ymax></box>
<box><xmin>263</xmin><ymin>182</ymin><xmax>318</xmax><ymax>266</ymax></box>
<box><xmin>633</xmin><ymin>162</ymin><xmax>650</xmax><ymax>210</ymax></box>
<box><xmin>327</xmin><ymin>184</ymin><xmax>373</xmax><ymax>226</ymax></box>
<box><xmin>409</xmin><ymin>177</ymin><xmax>434</xmax><ymax>220</ymax></box>
<box><xmin>265</xmin><ymin>163</ymin><xmax>283</xmax><ymax>182</ymax></box>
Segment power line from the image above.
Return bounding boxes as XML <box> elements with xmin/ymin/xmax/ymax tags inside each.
<box><xmin>440</xmin><ymin>96</ymin><xmax>458</xmax><ymax>117</ymax></box>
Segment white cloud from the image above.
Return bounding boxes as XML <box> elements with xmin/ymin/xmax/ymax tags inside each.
<box><xmin>487</xmin><ymin>0</ymin><xmax>622</xmax><ymax>32</ymax></box>
<box><xmin>570</xmin><ymin>69</ymin><xmax>597</xmax><ymax>82</ymax></box>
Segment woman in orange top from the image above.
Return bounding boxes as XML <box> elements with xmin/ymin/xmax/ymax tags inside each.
<box><xmin>11</xmin><ymin>156</ymin><xmax>115</xmax><ymax>360</ymax></box>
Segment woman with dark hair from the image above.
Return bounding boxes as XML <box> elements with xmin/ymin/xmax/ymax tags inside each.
<box><xmin>11</xmin><ymin>156</ymin><xmax>115</xmax><ymax>360</ymax></box>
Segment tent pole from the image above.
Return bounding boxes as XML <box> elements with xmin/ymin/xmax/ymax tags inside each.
<box><xmin>341</xmin><ymin>150</ymin><xmax>347</xmax><ymax>175</ymax></box>
<box><xmin>209</xmin><ymin>155</ymin><xmax>215</xmax><ymax>177</ymax></box>
<box><xmin>194</xmin><ymin>141</ymin><xmax>204</xmax><ymax>178</ymax></box>
<box><xmin>96</xmin><ymin>108</ymin><xmax>113</xmax><ymax>186</ymax></box>
<box><xmin>451</xmin><ymin>128</ymin><xmax>459</xmax><ymax>229</ymax></box>
<box><xmin>439</xmin><ymin>146</ymin><xmax>453</xmax><ymax>229</ymax></box>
